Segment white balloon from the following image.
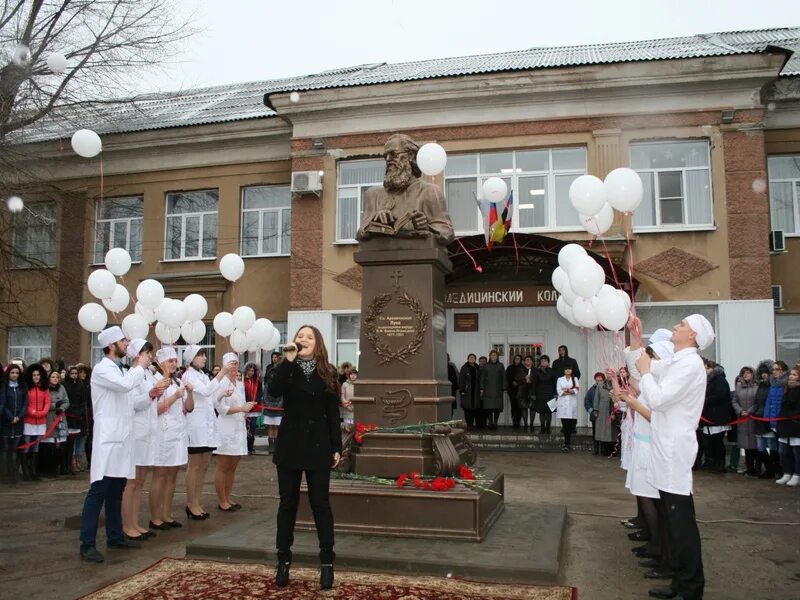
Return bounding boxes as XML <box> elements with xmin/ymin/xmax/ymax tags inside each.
<box><xmin>557</xmin><ymin>243</ymin><xmax>587</xmax><ymax>271</ymax></box>
<box><xmin>416</xmin><ymin>143</ymin><xmax>447</xmax><ymax>176</ymax></box>
<box><xmin>596</xmin><ymin>293</ymin><xmax>629</xmax><ymax>331</ymax></box>
<box><xmin>71</xmin><ymin>129</ymin><xmax>102</xmax><ymax>158</ymax></box>
<box><xmin>556</xmin><ymin>295</ymin><xmax>570</xmax><ymax>319</ymax></box>
<box><xmin>482</xmin><ymin>177</ymin><xmax>508</xmax><ymax>204</ymax></box>
<box><xmin>551</xmin><ymin>266</ymin><xmax>569</xmax><ymax>294</ymax></box>
<box><xmin>102</xmin><ymin>284</ymin><xmax>130</xmax><ymax>313</ymax></box>
<box><xmin>604</xmin><ymin>168</ymin><xmax>644</xmax><ymax>213</ymax></box>
<box><xmin>560</xmin><ymin>278</ymin><xmax>577</xmax><ymax>305</ymax></box>
<box><xmin>46</xmin><ymin>52</ymin><xmax>67</xmax><ymax>74</ymax></box>
<box><xmin>159</xmin><ymin>299</ymin><xmax>186</xmax><ymax>329</ymax></box>
<box><xmin>6</xmin><ymin>196</ymin><xmax>24</xmax><ymax>213</ymax></box>
<box><xmin>569</xmin><ymin>175</ymin><xmax>607</xmax><ymax>216</ymax></box>
<box><xmin>246</xmin><ymin>328</ymin><xmax>261</xmax><ymax>352</ymax></box>
<box><xmin>560</xmin><ymin>302</ymin><xmax>578</xmax><ymax>327</ymax></box>
<box><xmin>579</xmin><ymin>202</ymin><xmax>615</xmax><ymax>236</ymax></box>
<box><xmin>87</xmin><ymin>269</ymin><xmax>117</xmax><ymax>300</ymax></box>
<box><xmin>183</xmin><ymin>294</ymin><xmax>208</xmax><ymax>321</ymax></box>
<box><xmin>232</xmin><ymin>306</ymin><xmax>256</xmax><ymax>331</ymax></box>
<box><xmin>266</xmin><ymin>328</ymin><xmax>281</xmax><ymax>351</ymax></box>
<box><xmin>134</xmin><ymin>301</ymin><xmax>157</xmax><ymax>324</ymax></box>
<box><xmin>252</xmin><ymin>318</ymin><xmax>274</xmax><ymax>344</ymax></box>
<box><xmin>219</xmin><ymin>253</ymin><xmax>245</xmax><ymax>282</ymax></box>
<box><xmin>213</xmin><ymin>312</ymin><xmax>235</xmax><ymax>337</ymax></box>
<box><xmin>78</xmin><ymin>303</ymin><xmax>107</xmax><ymax>333</ymax></box>
<box><xmin>104</xmin><ymin>248</ymin><xmax>132</xmax><ymax>276</ymax></box>
<box><xmin>569</xmin><ymin>257</ymin><xmax>604</xmax><ymax>298</ymax></box>
<box><xmin>616</xmin><ymin>289</ymin><xmax>632</xmax><ymax>312</ymax></box>
<box><xmin>594</xmin><ymin>261</ymin><xmax>606</xmax><ymax>285</ymax></box>
<box><xmin>155</xmin><ymin>322</ymin><xmax>181</xmax><ymax>344</ymax></box>
<box><xmin>229</xmin><ymin>329</ymin><xmax>249</xmax><ymax>353</ymax></box>
<box><xmin>122</xmin><ymin>313</ymin><xmax>149</xmax><ymax>340</ymax></box>
<box><xmin>572</xmin><ymin>297</ymin><xmax>599</xmax><ymax>328</ymax></box>
<box><xmin>136</xmin><ymin>279</ymin><xmax>164</xmax><ymax>310</ymax></box>
<box><xmin>181</xmin><ymin>320</ymin><xmax>206</xmax><ymax>345</ymax></box>
<box><xmin>597</xmin><ymin>284</ymin><xmax>617</xmax><ymax>300</ymax></box>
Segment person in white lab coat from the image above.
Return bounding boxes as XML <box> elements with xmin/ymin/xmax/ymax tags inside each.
<box><xmin>556</xmin><ymin>367</ymin><xmax>580</xmax><ymax>451</ymax></box>
<box><xmin>635</xmin><ymin>314</ymin><xmax>715</xmax><ymax>600</ymax></box>
<box><xmin>148</xmin><ymin>347</ymin><xmax>194</xmax><ymax>530</ymax></box>
<box><xmin>182</xmin><ymin>345</ymin><xmax>233</xmax><ymax>519</ymax></box>
<box><xmin>121</xmin><ymin>340</ymin><xmax>169</xmax><ymax>541</ymax></box>
<box><xmin>78</xmin><ymin>327</ymin><xmax>150</xmax><ymax>563</ymax></box>
<box><xmin>213</xmin><ymin>352</ymin><xmax>253</xmax><ymax>511</ymax></box>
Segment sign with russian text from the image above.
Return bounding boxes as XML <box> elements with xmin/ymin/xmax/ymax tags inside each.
<box><xmin>444</xmin><ymin>286</ymin><xmax>559</xmax><ymax>308</ymax></box>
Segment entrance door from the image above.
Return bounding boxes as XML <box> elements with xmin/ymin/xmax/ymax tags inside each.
<box><xmin>489</xmin><ymin>333</ymin><xmax>546</xmax><ymax>426</ymax></box>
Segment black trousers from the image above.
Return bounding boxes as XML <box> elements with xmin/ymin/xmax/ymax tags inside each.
<box><xmin>276</xmin><ymin>466</ymin><xmax>335</xmax><ymax>564</ymax></box>
<box><xmin>659</xmin><ymin>490</ymin><xmax>704</xmax><ymax>599</ymax></box>
<box><xmin>560</xmin><ymin>418</ymin><xmax>577</xmax><ymax>446</ymax></box>
<box><xmin>537</xmin><ymin>410</ymin><xmax>552</xmax><ymax>432</ymax></box>
<box><xmin>508</xmin><ymin>390</ymin><xmax>521</xmax><ymax>426</ymax></box>
<box><xmin>1</xmin><ymin>437</ymin><xmax>20</xmax><ymax>482</ymax></box>
<box><xmin>463</xmin><ymin>408</ymin><xmax>476</xmax><ymax>428</ymax></box>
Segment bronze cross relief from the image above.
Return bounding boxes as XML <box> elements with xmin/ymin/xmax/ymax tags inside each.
<box><xmin>391</xmin><ymin>269</ymin><xmax>403</xmax><ymax>291</ymax></box>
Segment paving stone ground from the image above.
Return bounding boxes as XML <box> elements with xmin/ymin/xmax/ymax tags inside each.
<box><xmin>1</xmin><ymin>447</ymin><xmax>798</xmax><ymax>599</ymax></box>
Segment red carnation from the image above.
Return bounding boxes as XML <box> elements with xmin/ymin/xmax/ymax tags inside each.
<box><xmin>423</xmin><ymin>480</ymin><xmax>431</xmax><ymax>490</ymax></box>
<box><xmin>458</xmin><ymin>464</ymin><xmax>476</xmax><ymax>480</ymax></box>
<box><xmin>396</xmin><ymin>473</ymin><xmax>409</xmax><ymax>487</ymax></box>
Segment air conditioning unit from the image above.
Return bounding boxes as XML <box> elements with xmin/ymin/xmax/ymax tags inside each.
<box><xmin>769</xmin><ymin>230</ymin><xmax>786</xmax><ymax>253</ymax></box>
<box><xmin>291</xmin><ymin>171</ymin><xmax>323</xmax><ymax>195</ymax></box>
<box><xmin>772</xmin><ymin>285</ymin><xmax>783</xmax><ymax>310</ymax></box>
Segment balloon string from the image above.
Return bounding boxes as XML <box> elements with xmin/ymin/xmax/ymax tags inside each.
<box><xmin>512</xmin><ymin>232</ymin><xmax>520</xmax><ymax>273</ymax></box>
<box><xmin>456</xmin><ymin>238</ymin><xmax>482</xmax><ymax>273</ymax></box>
<box><xmin>623</xmin><ymin>214</ymin><xmax>642</xmax><ymax>346</ymax></box>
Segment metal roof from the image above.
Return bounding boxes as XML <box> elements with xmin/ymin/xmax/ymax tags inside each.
<box><xmin>17</xmin><ymin>27</ymin><xmax>800</xmax><ymax>144</ymax></box>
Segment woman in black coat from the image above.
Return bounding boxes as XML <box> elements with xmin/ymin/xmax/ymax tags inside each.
<box><xmin>63</xmin><ymin>366</ymin><xmax>90</xmax><ymax>473</ymax></box>
<box><xmin>534</xmin><ymin>355</ymin><xmax>557</xmax><ymax>434</ymax></box>
<box><xmin>700</xmin><ymin>360</ymin><xmax>735</xmax><ymax>473</ymax></box>
<box><xmin>458</xmin><ymin>354</ymin><xmax>481</xmax><ymax>429</ymax></box>
<box><xmin>267</xmin><ymin>325</ymin><xmax>342</xmax><ymax>591</ymax></box>
<box><xmin>776</xmin><ymin>368</ymin><xmax>800</xmax><ymax>485</ymax></box>
<box><xmin>0</xmin><ymin>364</ymin><xmax>27</xmax><ymax>483</ymax></box>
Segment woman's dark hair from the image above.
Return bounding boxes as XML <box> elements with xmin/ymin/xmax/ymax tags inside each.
<box><xmin>24</xmin><ymin>364</ymin><xmax>48</xmax><ymax>390</ymax></box>
<box><xmin>140</xmin><ymin>342</ymin><xmax>154</xmax><ymax>354</ymax></box>
<box><xmin>593</xmin><ymin>372</ymin><xmax>606</xmax><ymax>381</ymax></box>
<box><xmin>294</xmin><ymin>324</ymin><xmax>338</xmax><ymax>393</ymax></box>
<box><xmin>773</xmin><ymin>360</ymin><xmax>789</xmax><ymax>373</ymax></box>
<box><xmin>524</xmin><ymin>355</ymin><xmax>534</xmax><ymax>362</ymax></box>
<box><xmin>739</xmin><ymin>366</ymin><xmax>754</xmax><ymax>379</ymax></box>
<box><xmin>39</xmin><ymin>357</ymin><xmax>56</xmax><ymax>373</ymax></box>
<box><xmin>244</xmin><ymin>362</ymin><xmax>260</xmax><ymax>381</ymax></box>
<box><xmin>467</xmin><ymin>353</ymin><xmax>477</xmax><ymax>360</ymax></box>
<box><xmin>539</xmin><ymin>354</ymin><xmax>550</xmax><ymax>363</ymax></box>
<box><xmin>271</xmin><ymin>352</ymin><xmax>280</xmax><ymax>360</ymax></box>
<box><xmin>703</xmin><ymin>358</ymin><xmax>717</xmax><ymax>369</ymax></box>
<box><xmin>5</xmin><ymin>364</ymin><xmax>22</xmax><ymax>378</ymax></box>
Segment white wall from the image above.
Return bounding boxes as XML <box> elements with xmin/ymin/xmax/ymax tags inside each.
<box><xmin>717</xmin><ymin>300</ymin><xmax>776</xmax><ymax>387</ymax></box>
<box><xmin>287</xmin><ymin>311</ymin><xmax>334</xmax><ymax>350</ymax></box>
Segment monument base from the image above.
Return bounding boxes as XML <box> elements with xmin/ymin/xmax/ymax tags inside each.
<box><xmin>297</xmin><ymin>470</ymin><xmax>504</xmax><ymax>542</ymax></box>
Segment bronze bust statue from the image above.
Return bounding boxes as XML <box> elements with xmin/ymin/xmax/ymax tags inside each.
<box><xmin>357</xmin><ymin>134</ymin><xmax>455</xmax><ymax>245</ymax></box>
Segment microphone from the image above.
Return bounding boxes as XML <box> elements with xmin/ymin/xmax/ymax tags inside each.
<box><xmin>281</xmin><ymin>342</ymin><xmax>304</xmax><ymax>353</ymax></box>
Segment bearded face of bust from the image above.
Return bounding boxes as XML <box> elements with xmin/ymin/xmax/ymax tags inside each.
<box><xmin>383</xmin><ymin>136</ymin><xmax>421</xmax><ymax>194</ymax></box>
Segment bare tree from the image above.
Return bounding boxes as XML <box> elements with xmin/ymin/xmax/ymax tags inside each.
<box><xmin>0</xmin><ymin>0</ymin><xmax>196</xmax><ymax>324</ymax></box>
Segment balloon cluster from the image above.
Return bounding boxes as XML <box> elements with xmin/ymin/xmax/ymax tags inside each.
<box><xmin>551</xmin><ymin>244</ymin><xmax>631</xmax><ymax>331</ymax></box>
<box><xmin>78</xmin><ymin>248</ymin><xmax>135</xmax><ymax>333</ymax></box>
<box><xmin>569</xmin><ymin>168</ymin><xmax>644</xmax><ymax>235</ymax></box>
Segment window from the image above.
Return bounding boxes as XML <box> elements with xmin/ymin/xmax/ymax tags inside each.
<box><xmin>241</xmin><ymin>186</ymin><xmax>291</xmax><ymax>256</ymax></box>
<box><xmin>768</xmin><ymin>155</ymin><xmax>800</xmax><ymax>235</ymax></box>
<box><xmin>90</xmin><ymin>333</ymin><xmax>105</xmax><ymax>367</ymax></box>
<box><xmin>164</xmin><ymin>190</ymin><xmax>218</xmax><ymax>260</ymax></box>
<box><xmin>336</xmin><ymin>160</ymin><xmax>385</xmax><ymax>242</ymax></box>
<box><xmin>637</xmin><ymin>305</ymin><xmax>717</xmax><ymax>361</ymax></box>
<box><xmin>11</xmin><ymin>202</ymin><xmax>56</xmax><ymax>268</ymax></box>
<box><xmin>777</xmin><ymin>314</ymin><xmax>800</xmax><ymax>367</ymax></box>
<box><xmin>444</xmin><ymin>148</ymin><xmax>587</xmax><ymax>235</ymax></box>
<box><xmin>335</xmin><ymin>314</ymin><xmax>360</xmax><ymax>368</ymax></box>
<box><xmin>631</xmin><ymin>141</ymin><xmax>713</xmax><ymax>229</ymax></box>
<box><xmin>8</xmin><ymin>327</ymin><xmax>51</xmax><ymax>365</ymax></box>
<box><xmin>94</xmin><ymin>196</ymin><xmax>143</xmax><ymax>263</ymax></box>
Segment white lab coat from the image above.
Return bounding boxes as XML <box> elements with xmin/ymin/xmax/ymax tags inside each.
<box><xmin>641</xmin><ymin>347</ymin><xmax>706</xmax><ymax>496</ymax></box>
<box><xmin>182</xmin><ymin>367</ymin><xmax>221</xmax><ymax>449</ymax></box>
<box><xmin>556</xmin><ymin>376</ymin><xmax>580</xmax><ymax>419</ymax></box>
<box><xmin>153</xmin><ymin>375</ymin><xmax>189</xmax><ymax>467</ymax></box>
<box><xmin>620</xmin><ymin>347</ymin><xmax>645</xmax><ymax>471</ymax></box>
<box><xmin>132</xmin><ymin>369</ymin><xmax>159</xmax><ymax>467</ymax></box>
<box><xmin>89</xmin><ymin>358</ymin><xmax>145</xmax><ymax>484</ymax></box>
<box><xmin>214</xmin><ymin>379</ymin><xmax>248</xmax><ymax>456</ymax></box>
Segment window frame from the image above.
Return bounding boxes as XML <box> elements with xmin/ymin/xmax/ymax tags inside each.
<box><xmin>240</xmin><ymin>185</ymin><xmax>292</xmax><ymax>257</ymax></box>
<box><xmin>93</xmin><ymin>195</ymin><xmax>144</xmax><ymax>265</ymax></box>
<box><xmin>8</xmin><ymin>326</ymin><xmax>52</xmax><ymax>365</ymax></box>
<box><xmin>767</xmin><ymin>155</ymin><xmax>800</xmax><ymax>237</ymax></box>
<box><xmin>334</xmin><ymin>312</ymin><xmax>361</xmax><ymax>368</ymax></box>
<box><xmin>163</xmin><ymin>189</ymin><xmax>219</xmax><ymax>262</ymax></box>
<box><xmin>11</xmin><ymin>201</ymin><xmax>57</xmax><ymax>269</ymax></box>
<box><xmin>630</xmin><ymin>140</ymin><xmax>714</xmax><ymax>233</ymax></box>
<box><xmin>335</xmin><ymin>159</ymin><xmax>386</xmax><ymax>244</ymax></box>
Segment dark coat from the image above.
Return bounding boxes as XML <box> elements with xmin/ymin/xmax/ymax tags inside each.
<box><xmin>702</xmin><ymin>367</ymin><xmax>735</xmax><ymax>426</ymax></box>
<box><xmin>515</xmin><ymin>366</ymin><xmax>535</xmax><ymax>409</ymax></box>
<box><xmin>506</xmin><ymin>363</ymin><xmax>522</xmax><ymax>401</ymax></box>
<box><xmin>534</xmin><ymin>367</ymin><xmax>557</xmax><ymax>413</ymax></box>
<box><xmin>262</xmin><ymin>365</ymin><xmax>283</xmax><ymax>412</ymax></box>
<box><xmin>447</xmin><ymin>363</ymin><xmax>459</xmax><ymax>398</ymax></box>
<box><xmin>776</xmin><ymin>384</ymin><xmax>800</xmax><ymax>439</ymax></box>
<box><xmin>458</xmin><ymin>363</ymin><xmax>481</xmax><ymax>410</ymax></box>
<box><xmin>480</xmin><ymin>361</ymin><xmax>506</xmax><ymax>410</ymax></box>
<box><xmin>268</xmin><ymin>359</ymin><xmax>342</xmax><ymax>470</ymax></box>
<box><xmin>63</xmin><ymin>378</ymin><xmax>90</xmax><ymax>433</ymax></box>
<box><xmin>753</xmin><ymin>379</ymin><xmax>772</xmax><ymax>436</ymax></box>
<box><xmin>552</xmin><ymin>354</ymin><xmax>581</xmax><ymax>380</ymax></box>
<box><xmin>0</xmin><ymin>381</ymin><xmax>28</xmax><ymax>438</ymax></box>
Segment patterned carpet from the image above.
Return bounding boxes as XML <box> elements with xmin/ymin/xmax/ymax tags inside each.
<box><xmin>80</xmin><ymin>558</ymin><xmax>576</xmax><ymax>599</ymax></box>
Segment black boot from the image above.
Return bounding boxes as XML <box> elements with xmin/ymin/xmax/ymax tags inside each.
<box><xmin>31</xmin><ymin>454</ymin><xmax>41</xmax><ymax>481</ymax></box>
<box><xmin>759</xmin><ymin>450</ymin><xmax>774</xmax><ymax>478</ymax></box>
<box><xmin>771</xmin><ymin>451</ymin><xmax>783</xmax><ymax>479</ymax></box>
<box><xmin>592</xmin><ymin>441</ymin><xmax>600</xmax><ymax>456</ymax></box>
<box><xmin>320</xmin><ymin>564</ymin><xmax>334</xmax><ymax>590</ymax></box>
<box><xmin>20</xmin><ymin>455</ymin><xmax>31</xmax><ymax>481</ymax></box>
<box><xmin>275</xmin><ymin>562</ymin><xmax>290</xmax><ymax>587</ymax></box>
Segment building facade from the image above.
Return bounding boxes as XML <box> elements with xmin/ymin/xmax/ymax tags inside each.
<box><xmin>2</xmin><ymin>28</ymin><xmax>799</xmax><ymax>424</ymax></box>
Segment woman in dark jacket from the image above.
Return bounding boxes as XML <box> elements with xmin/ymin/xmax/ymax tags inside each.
<box><xmin>753</xmin><ymin>362</ymin><xmax>778</xmax><ymax>478</ymax></box>
<box><xmin>700</xmin><ymin>360</ymin><xmax>735</xmax><ymax>473</ymax></box>
<box><xmin>479</xmin><ymin>350</ymin><xmax>505</xmax><ymax>430</ymax></box>
<box><xmin>731</xmin><ymin>366</ymin><xmax>760</xmax><ymax>476</ymax></box>
<box><xmin>263</xmin><ymin>352</ymin><xmax>283</xmax><ymax>454</ymax></box>
<box><xmin>0</xmin><ymin>364</ymin><xmax>27</xmax><ymax>483</ymax></box>
<box><xmin>267</xmin><ymin>325</ymin><xmax>342</xmax><ymax>591</ymax></box>
<box><xmin>534</xmin><ymin>355</ymin><xmax>557</xmax><ymax>434</ymax></box>
<box><xmin>63</xmin><ymin>366</ymin><xmax>90</xmax><ymax>473</ymax></box>
<box><xmin>775</xmin><ymin>368</ymin><xmax>800</xmax><ymax>486</ymax></box>
<box><xmin>458</xmin><ymin>354</ymin><xmax>481</xmax><ymax>429</ymax></box>
<box><xmin>506</xmin><ymin>355</ymin><xmax>523</xmax><ymax>430</ymax></box>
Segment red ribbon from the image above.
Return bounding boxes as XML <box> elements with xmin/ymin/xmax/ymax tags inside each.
<box><xmin>15</xmin><ymin>414</ymin><xmax>64</xmax><ymax>450</ymax></box>
<box><xmin>699</xmin><ymin>415</ymin><xmax>800</xmax><ymax>426</ymax></box>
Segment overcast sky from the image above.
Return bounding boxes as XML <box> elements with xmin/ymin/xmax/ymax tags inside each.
<box><xmin>152</xmin><ymin>0</ymin><xmax>800</xmax><ymax>92</ymax></box>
